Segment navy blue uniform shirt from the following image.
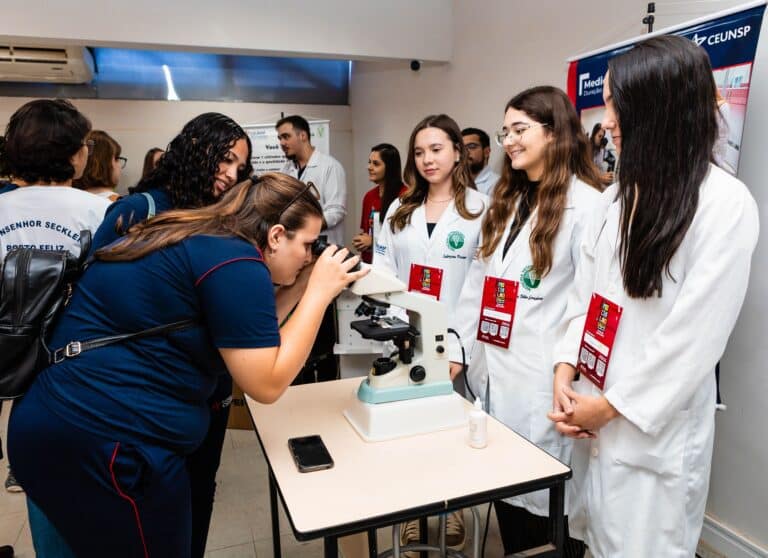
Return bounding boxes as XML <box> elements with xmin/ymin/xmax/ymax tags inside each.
<box><xmin>92</xmin><ymin>188</ymin><xmax>173</xmax><ymax>251</ymax></box>
<box><xmin>0</xmin><ymin>181</ymin><xmax>18</xmax><ymax>195</ymax></box>
<box><xmin>34</xmin><ymin>235</ymin><xmax>279</xmax><ymax>454</ymax></box>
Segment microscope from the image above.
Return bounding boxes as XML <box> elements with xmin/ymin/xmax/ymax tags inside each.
<box><xmin>341</xmin><ymin>265</ymin><xmax>466</xmax><ymax>441</ymax></box>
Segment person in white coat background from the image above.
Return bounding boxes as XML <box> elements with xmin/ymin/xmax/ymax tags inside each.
<box><xmin>548</xmin><ymin>35</ymin><xmax>759</xmax><ymax>557</ymax></box>
<box><xmin>277</xmin><ymin>114</ymin><xmax>347</xmax><ymax>382</ymax></box>
<box><xmin>374</xmin><ymin>113</ymin><xmax>487</xmax><ymax>554</ymax></box>
<box><xmin>277</xmin><ymin>115</ymin><xmax>347</xmax><ymax>247</ymax></box>
<box><xmin>449</xmin><ymin>86</ymin><xmax>603</xmax><ymax>557</ymax></box>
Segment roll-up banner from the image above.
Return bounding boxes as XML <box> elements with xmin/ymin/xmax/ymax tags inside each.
<box><xmin>243</xmin><ymin>120</ymin><xmax>330</xmax><ymax>174</ymax></box>
<box><xmin>567</xmin><ymin>1</ymin><xmax>766</xmax><ymax>175</ymax></box>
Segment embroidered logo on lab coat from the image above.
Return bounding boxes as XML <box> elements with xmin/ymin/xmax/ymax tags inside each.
<box><xmin>520</xmin><ymin>265</ymin><xmax>541</xmax><ymax>290</ymax></box>
<box><xmin>447</xmin><ymin>230</ymin><xmax>465</xmax><ymax>250</ymax></box>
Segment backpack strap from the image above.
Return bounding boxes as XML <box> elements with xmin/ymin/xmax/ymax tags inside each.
<box><xmin>78</xmin><ymin>230</ymin><xmax>92</xmax><ymax>263</ymax></box>
<box><xmin>141</xmin><ymin>192</ymin><xmax>156</xmax><ymax>219</ymax></box>
<box><xmin>51</xmin><ymin>319</ymin><xmax>197</xmax><ymax>364</ymax></box>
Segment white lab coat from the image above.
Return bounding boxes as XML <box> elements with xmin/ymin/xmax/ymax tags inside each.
<box><xmin>451</xmin><ymin>177</ymin><xmax>602</xmax><ymax>516</ymax></box>
<box><xmin>280</xmin><ymin>148</ymin><xmax>347</xmax><ymax>246</ymax></box>
<box><xmin>374</xmin><ymin>187</ymin><xmax>487</xmax><ymax>315</ymax></box>
<box><xmin>553</xmin><ymin>164</ymin><xmax>759</xmax><ymax>557</ymax></box>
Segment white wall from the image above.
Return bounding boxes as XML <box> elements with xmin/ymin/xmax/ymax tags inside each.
<box><xmin>705</xmin><ymin>8</ymin><xmax>768</xmax><ymax>552</ymax></box>
<box><xmin>349</xmin><ymin>0</ymin><xmax>767</xmax><ymax>550</ymax></box>
<box><xmin>0</xmin><ymin>0</ymin><xmax>452</xmax><ymax>62</ymax></box>
<box><xmin>348</xmin><ymin>0</ymin><xmax>649</xmax><ymax>222</ymax></box>
<box><xmin>0</xmin><ymin>98</ymin><xmax>357</xmax><ymax>242</ymax></box>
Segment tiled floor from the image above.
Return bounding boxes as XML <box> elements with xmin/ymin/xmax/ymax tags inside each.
<box><xmin>1</xmin><ymin>402</ymin><xmax>510</xmax><ymax>557</ymax></box>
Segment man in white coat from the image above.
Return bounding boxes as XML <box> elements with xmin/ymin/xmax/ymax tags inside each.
<box><xmin>276</xmin><ymin>114</ymin><xmax>347</xmax><ymax>382</ymax></box>
<box><xmin>462</xmin><ymin>127</ymin><xmax>500</xmax><ymax>195</ymax></box>
<box><xmin>277</xmin><ymin>115</ymin><xmax>347</xmax><ymax>247</ymax></box>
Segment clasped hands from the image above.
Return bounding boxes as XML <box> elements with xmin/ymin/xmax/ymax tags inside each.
<box><xmin>548</xmin><ymin>363</ymin><xmax>619</xmax><ymax>439</ymax></box>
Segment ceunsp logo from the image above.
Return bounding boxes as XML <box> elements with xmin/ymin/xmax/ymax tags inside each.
<box><xmin>690</xmin><ymin>25</ymin><xmax>751</xmax><ymax>47</ymax></box>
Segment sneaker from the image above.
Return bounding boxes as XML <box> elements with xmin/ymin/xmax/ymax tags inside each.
<box><xmin>4</xmin><ymin>469</ymin><xmax>23</xmax><ymax>493</ymax></box>
<box><xmin>399</xmin><ymin>520</ymin><xmax>420</xmax><ymax>558</ymax></box>
<box><xmin>445</xmin><ymin>510</ymin><xmax>466</xmax><ymax>551</ymax></box>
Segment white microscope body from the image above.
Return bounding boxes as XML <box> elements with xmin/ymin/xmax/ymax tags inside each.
<box><xmin>342</xmin><ymin>265</ymin><xmax>467</xmax><ymax>441</ymax></box>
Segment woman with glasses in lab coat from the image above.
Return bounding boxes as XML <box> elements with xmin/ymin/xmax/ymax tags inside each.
<box><xmin>450</xmin><ymin>86</ymin><xmax>603</xmax><ymax>557</ymax></box>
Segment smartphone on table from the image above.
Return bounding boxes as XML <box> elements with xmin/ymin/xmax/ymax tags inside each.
<box><xmin>287</xmin><ymin>435</ymin><xmax>334</xmax><ymax>473</ymax></box>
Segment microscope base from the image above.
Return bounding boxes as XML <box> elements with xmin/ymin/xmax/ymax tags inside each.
<box><xmin>357</xmin><ymin>378</ymin><xmax>455</xmax><ymax>404</ymax></box>
<box><xmin>343</xmin><ymin>390</ymin><xmax>467</xmax><ymax>442</ymax></box>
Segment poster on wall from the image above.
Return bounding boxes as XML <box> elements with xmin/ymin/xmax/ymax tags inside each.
<box><xmin>567</xmin><ymin>0</ymin><xmax>766</xmax><ymax>175</ymax></box>
<box><xmin>243</xmin><ymin>120</ymin><xmax>330</xmax><ymax>174</ymax></box>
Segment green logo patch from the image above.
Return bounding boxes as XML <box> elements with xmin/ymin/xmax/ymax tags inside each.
<box><xmin>520</xmin><ymin>265</ymin><xmax>541</xmax><ymax>290</ymax></box>
<box><xmin>446</xmin><ymin>231</ymin><xmax>465</xmax><ymax>250</ymax></box>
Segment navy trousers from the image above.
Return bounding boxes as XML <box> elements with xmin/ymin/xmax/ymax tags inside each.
<box><xmin>9</xmin><ymin>387</ymin><xmax>192</xmax><ymax>558</ymax></box>
<box><xmin>187</xmin><ymin>376</ymin><xmax>231</xmax><ymax>558</ymax></box>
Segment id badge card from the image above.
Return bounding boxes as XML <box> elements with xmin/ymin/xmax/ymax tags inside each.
<box><xmin>408</xmin><ymin>264</ymin><xmax>444</xmax><ymax>300</ymax></box>
<box><xmin>476</xmin><ymin>276</ymin><xmax>519</xmax><ymax>349</ymax></box>
<box><xmin>577</xmin><ymin>293</ymin><xmax>623</xmax><ymax>390</ymax></box>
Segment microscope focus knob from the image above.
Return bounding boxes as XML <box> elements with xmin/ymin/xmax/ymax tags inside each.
<box><xmin>409</xmin><ymin>365</ymin><xmax>426</xmax><ymax>383</ymax></box>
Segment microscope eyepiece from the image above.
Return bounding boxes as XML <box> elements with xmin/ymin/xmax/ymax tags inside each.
<box><xmin>310</xmin><ymin>235</ymin><xmax>331</xmax><ymax>256</ymax></box>
<box><xmin>311</xmin><ymin>234</ymin><xmax>362</xmax><ymax>272</ymax></box>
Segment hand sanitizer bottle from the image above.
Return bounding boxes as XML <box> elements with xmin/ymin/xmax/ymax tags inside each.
<box><xmin>469</xmin><ymin>398</ymin><xmax>487</xmax><ymax>449</ymax></box>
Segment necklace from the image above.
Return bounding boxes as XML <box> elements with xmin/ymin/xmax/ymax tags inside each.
<box><xmin>427</xmin><ymin>197</ymin><xmax>452</xmax><ymax>203</ymax></box>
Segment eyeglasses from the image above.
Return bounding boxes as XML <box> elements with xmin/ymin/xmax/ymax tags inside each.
<box><xmin>278</xmin><ymin>181</ymin><xmax>321</xmax><ymax>220</ymax></box>
<box><xmin>116</xmin><ymin>156</ymin><xmax>128</xmax><ymax>169</ymax></box>
<box><xmin>84</xmin><ymin>139</ymin><xmax>95</xmax><ymax>155</ymax></box>
<box><xmin>494</xmin><ymin>123</ymin><xmax>549</xmax><ymax>146</ymax></box>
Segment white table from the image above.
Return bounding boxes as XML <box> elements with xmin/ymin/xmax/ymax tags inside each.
<box><xmin>246</xmin><ymin>378</ymin><xmax>571</xmax><ymax>557</ymax></box>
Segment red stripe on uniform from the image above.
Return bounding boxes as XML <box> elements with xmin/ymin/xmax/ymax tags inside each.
<box><xmin>194</xmin><ymin>255</ymin><xmax>265</xmax><ymax>287</ymax></box>
<box><xmin>109</xmin><ymin>442</ymin><xmax>150</xmax><ymax>558</ymax></box>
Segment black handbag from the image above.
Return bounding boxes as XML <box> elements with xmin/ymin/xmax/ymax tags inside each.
<box><xmin>0</xmin><ymin>231</ymin><xmax>195</xmax><ymax>399</ymax></box>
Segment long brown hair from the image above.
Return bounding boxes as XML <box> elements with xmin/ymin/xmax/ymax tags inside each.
<box><xmin>74</xmin><ymin>130</ymin><xmax>122</xmax><ymax>190</ymax></box>
<box><xmin>141</xmin><ymin>147</ymin><xmax>163</xmax><ymax>180</ymax></box>
<box><xmin>97</xmin><ymin>172</ymin><xmax>323</xmax><ymax>261</ymax></box>
<box><xmin>479</xmin><ymin>87</ymin><xmax>602</xmax><ymax>276</ymax></box>
<box><xmin>389</xmin><ymin>114</ymin><xmax>481</xmax><ymax>233</ymax></box>
<box><xmin>371</xmin><ymin>143</ymin><xmax>403</xmax><ymax>224</ymax></box>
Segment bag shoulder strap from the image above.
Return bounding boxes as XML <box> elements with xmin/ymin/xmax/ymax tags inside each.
<box><xmin>141</xmin><ymin>192</ymin><xmax>156</xmax><ymax>219</ymax></box>
<box><xmin>51</xmin><ymin>318</ymin><xmax>197</xmax><ymax>364</ymax></box>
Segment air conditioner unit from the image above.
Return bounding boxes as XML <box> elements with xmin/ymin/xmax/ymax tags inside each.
<box><xmin>0</xmin><ymin>45</ymin><xmax>95</xmax><ymax>84</ymax></box>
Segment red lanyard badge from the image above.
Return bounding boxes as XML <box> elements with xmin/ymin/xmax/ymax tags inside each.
<box><xmin>408</xmin><ymin>264</ymin><xmax>444</xmax><ymax>300</ymax></box>
<box><xmin>476</xmin><ymin>276</ymin><xmax>519</xmax><ymax>349</ymax></box>
<box><xmin>577</xmin><ymin>293</ymin><xmax>623</xmax><ymax>390</ymax></box>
